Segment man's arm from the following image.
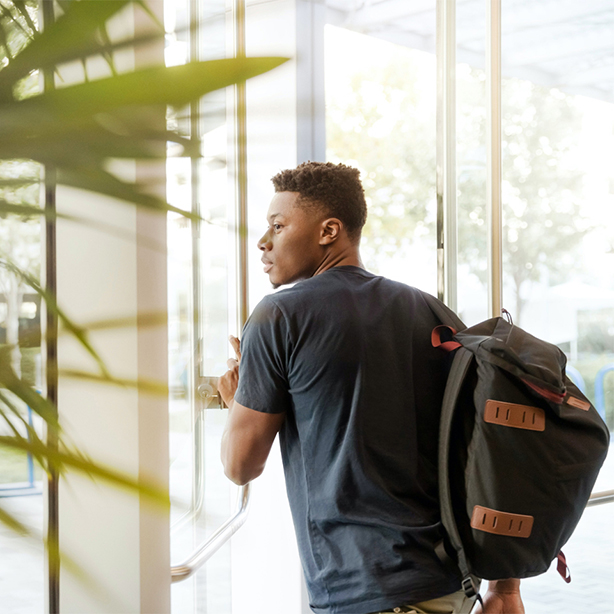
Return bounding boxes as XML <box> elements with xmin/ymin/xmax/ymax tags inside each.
<box><xmin>475</xmin><ymin>579</ymin><xmax>524</xmax><ymax>614</ymax></box>
<box><xmin>218</xmin><ymin>337</ymin><xmax>286</xmax><ymax>486</ymax></box>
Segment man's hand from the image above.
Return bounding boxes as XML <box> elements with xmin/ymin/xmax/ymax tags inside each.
<box><xmin>475</xmin><ymin>579</ymin><xmax>524</xmax><ymax>614</ymax></box>
<box><xmin>219</xmin><ymin>334</ymin><xmax>285</xmax><ymax>485</ymax></box>
<box><xmin>219</xmin><ymin>335</ymin><xmax>241</xmax><ymax>407</ymax></box>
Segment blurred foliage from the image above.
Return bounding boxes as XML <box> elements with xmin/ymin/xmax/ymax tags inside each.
<box><xmin>457</xmin><ymin>72</ymin><xmax>590</xmax><ymax>322</ymax></box>
<box><xmin>327</xmin><ymin>55</ymin><xmax>436</xmax><ymax>262</ymax></box>
<box><xmin>0</xmin><ymin>438</ymin><xmax>43</xmax><ymax>482</ymax></box>
<box><xmin>0</xmin><ymin>0</ymin><xmax>286</xmax><ymax>543</ymax></box>
<box><xmin>327</xmin><ymin>39</ymin><xmax>590</xmax><ymax>324</ymax></box>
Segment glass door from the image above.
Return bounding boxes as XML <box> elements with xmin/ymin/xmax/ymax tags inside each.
<box><xmin>166</xmin><ymin>1</ymin><xmax>236</xmax><ymax>612</ymax></box>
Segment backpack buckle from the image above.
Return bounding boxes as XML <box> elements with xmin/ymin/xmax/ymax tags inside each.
<box><xmin>462</xmin><ymin>576</ymin><xmax>478</xmax><ymax>598</ymax></box>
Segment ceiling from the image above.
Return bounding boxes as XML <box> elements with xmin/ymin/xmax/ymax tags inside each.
<box><xmin>325</xmin><ymin>0</ymin><xmax>614</xmax><ymax>104</ymax></box>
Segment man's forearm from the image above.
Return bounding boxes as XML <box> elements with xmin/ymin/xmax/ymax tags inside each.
<box><xmin>220</xmin><ymin>398</ymin><xmax>235</xmax><ymax>480</ymax></box>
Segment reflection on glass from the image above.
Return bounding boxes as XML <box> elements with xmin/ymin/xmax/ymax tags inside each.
<box><xmin>325</xmin><ymin>11</ymin><xmax>437</xmax><ymax>294</ymax></box>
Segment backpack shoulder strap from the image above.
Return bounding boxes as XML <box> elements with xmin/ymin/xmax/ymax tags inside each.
<box><xmin>439</xmin><ymin>346</ymin><xmax>481</xmax><ymax>597</ymax></box>
<box><xmin>420</xmin><ymin>292</ymin><xmax>480</xmax><ymax>594</ymax></box>
<box><xmin>421</xmin><ymin>291</ymin><xmax>467</xmax><ymax>332</ymax></box>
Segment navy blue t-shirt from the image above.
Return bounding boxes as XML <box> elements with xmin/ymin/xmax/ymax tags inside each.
<box><xmin>234</xmin><ymin>266</ymin><xmax>460</xmax><ymax>614</ymax></box>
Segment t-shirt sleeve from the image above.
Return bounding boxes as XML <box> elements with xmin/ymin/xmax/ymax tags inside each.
<box><xmin>234</xmin><ymin>296</ymin><xmax>291</xmax><ymax>414</ymax></box>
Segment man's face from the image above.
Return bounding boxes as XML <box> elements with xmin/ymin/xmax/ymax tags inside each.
<box><xmin>258</xmin><ymin>191</ymin><xmax>326</xmax><ymax>288</ymax></box>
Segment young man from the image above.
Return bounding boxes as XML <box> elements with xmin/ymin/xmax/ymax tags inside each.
<box><xmin>218</xmin><ymin>162</ymin><xmax>523</xmax><ymax>614</ymax></box>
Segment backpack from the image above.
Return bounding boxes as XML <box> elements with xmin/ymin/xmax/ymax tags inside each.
<box><xmin>423</xmin><ymin>293</ymin><xmax>610</xmax><ymax>597</ymax></box>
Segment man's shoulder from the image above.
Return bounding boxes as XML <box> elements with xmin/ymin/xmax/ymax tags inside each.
<box><xmin>261</xmin><ymin>267</ymin><xmax>433</xmax><ymax>315</ymax></box>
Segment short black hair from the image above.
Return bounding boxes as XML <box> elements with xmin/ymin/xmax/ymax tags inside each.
<box><xmin>271</xmin><ymin>161</ymin><xmax>367</xmax><ymax>242</ymax></box>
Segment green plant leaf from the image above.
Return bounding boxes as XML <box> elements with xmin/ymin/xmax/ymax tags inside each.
<box><xmin>56</xmin><ymin>166</ymin><xmax>200</xmax><ymax>221</ymax></box>
<box><xmin>4</xmin><ymin>27</ymin><xmax>169</xmax><ymax>92</ymax></box>
<box><xmin>0</xmin><ymin>389</ymin><xmax>49</xmax><ymax>469</ymax></box>
<box><xmin>0</xmin><ymin>18</ymin><xmax>11</xmax><ymax>61</ymax></box>
<box><xmin>0</xmin><ymin>2</ymin><xmax>31</xmax><ymax>40</ymax></box>
<box><xmin>0</xmin><ymin>260</ymin><xmax>110</xmax><ymax>379</ymax></box>
<box><xmin>0</xmin><ymin>178</ymin><xmax>38</xmax><ymax>186</ymax></box>
<box><xmin>97</xmin><ymin>23</ymin><xmax>119</xmax><ymax>78</ymax></box>
<box><xmin>67</xmin><ymin>311</ymin><xmax>167</xmax><ymax>333</ymax></box>
<box><xmin>0</xmin><ymin>199</ymin><xmax>172</xmax><ymax>253</ymax></box>
<box><xmin>1</xmin><ymin>125</ymin><xmax>199</xmax><ymax>162</ymax></box>
<box><xmin>0</xmin><ymin>199</ymin><xmax>77</xmax><ymax>220</ymax></box>
<box><xmin>59</xmin><ymin>369</ymin><xmax>169</xmax><ymax>396</ymax></box>
<box><xmin>10</xmin><ymin>0</ymin><xmax>37</xmax><ymax>34</ymax></box>
<box><xmin>0</xmin><ymin>346</ymin><xmax>59</xmax><ymax>427</ymax></box>
<box><xmin>0</xmin><ymin>57</ymin><xmax>289</xmax><ymax>138</ymax></box>
<box><xmin>0</xmin><ymin>0</ymin><xmax>133</xmax><ymax>92</ymax></box>
<box><xmin>0</xmin><ymin>436</ymin><xmax>169</xmax><ymax>506</ymax></box>
<box><xmin>0</xmin><ymin>504</ymin><xmax>31</xmax><ymax>536</ymax></box>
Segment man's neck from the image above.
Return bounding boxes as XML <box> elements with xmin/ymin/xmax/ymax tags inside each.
<box><xmin>313</xmin><ymin>246</ymin><xmax>364</xmax><ymax>277</ymax></box>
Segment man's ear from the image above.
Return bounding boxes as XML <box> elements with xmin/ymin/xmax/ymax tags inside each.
<box><xmin>319</xmin><ymin>218</ymin><xmax>342</xmax><ymax>245</ymax></box>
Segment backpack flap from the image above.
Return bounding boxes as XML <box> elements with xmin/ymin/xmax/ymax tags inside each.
<box><xmin>440</xmin><ymin>317</ymin><xmax>610</xmax><ymax>581</ymax></box>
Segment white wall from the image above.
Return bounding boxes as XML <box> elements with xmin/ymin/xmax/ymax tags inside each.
<box><xmin>54</xmin><ymin>4</ymin><xmax>170</xmax><ymax>612</ymax></box>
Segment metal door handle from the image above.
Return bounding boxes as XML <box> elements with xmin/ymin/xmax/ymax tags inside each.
<box><xmin>586</xmin><ymin>489</ymin><xmax>614</xmax><ymax>507</ymax></box>
<box><xmin>197</xmin><ymin>375</ymin><xmax>226</xmax><ymax>409</ymax></box>
<box><xmin>171</xmin><ymin>483</ymin><xmax>250</xmax><ymax>582</ymax></box>
<box><xmin>171</xmin><ymin>376</ymin><xmax>226</xmax><ymax>534</ymax></box>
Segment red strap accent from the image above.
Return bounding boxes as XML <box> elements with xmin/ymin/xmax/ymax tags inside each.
<box><xmin>557</xmin><ymin>551</ymin><xmax>571</xmax><ymax>583</ymax></box>
<box><xmin>521</xmin><ymin>378</ymin><xmax>566</xmax><ymax>404</ymax></box>
<box><xmin>431</xmin><ymin>325</ymin><xmax>461</xmax><ymax>352</ymax></box>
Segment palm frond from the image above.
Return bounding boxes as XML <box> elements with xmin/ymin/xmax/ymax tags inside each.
<box><xmin>0</xmin><ymin>436</ymin><xmax>169</xmax><ymax>506</ymax></box>
<box><xmin>59</xmin><ymin>369</ymin><xmax>168</xmax><ymax>397</ymax></box>
<box><xmin>9</xmin><ymin>0</ymin><xmax>36</xmax><ymax>34</ymax></box>
<box><xmin>0</xmin><ymin>503</ymin><xmax>31</xmax><ymax>536</ymax></box>
<box><xmin>0</xmin><ymin>199</ymin><xmax>76</xmax><ymax>220</ymax></box>
<box><xmin>56</xmin><ymin>166</ymin><xmax>200</xmax><ymax>221</ymax></box>
<box><xmin>0</xmin><ymin>260</ymin><xmax>111</xmax><ymax>379</ymax></box>
<box><xmin>0</xmin><ymin>347</ymin><xmax>60</xmax><ymax>426</ymax></box>
<box><xmin>0</xmin><ymin>2</ymin><xmax>31</xmax><ymax>39</ymax></box>
<box><xmin>0</xmin><ymin>57</ymin><xmax>288</xmax><ymax>139</ymax></box>
<box><xmin>0</xmin><ymin>389</ymin><xmax>49</xmax><ymax>468</ymax></box>
<box><xmin>0</xmin><ymin>0</ymin><xmax>133</xmax><ymax>93</ymax></box>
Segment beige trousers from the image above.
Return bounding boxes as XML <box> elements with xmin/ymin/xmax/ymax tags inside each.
<box><xmin>371</xmin><ymin>589</ymin><xmax>476</xmax><ymax>614</ymax></box>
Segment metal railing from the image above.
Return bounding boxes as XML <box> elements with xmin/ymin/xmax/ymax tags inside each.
<box><xmin>586</xmin><ymin>489</ymin><xmax>614</xmax><ymax>508</ymax></box>
<box><xmin>168</xmin><ymin>481</ymin><xmax>611</xmax><ymax>582</ymax></box>
<box><xmin>171</xmin><ymin>483</ymin><xmax>250</xmax><ymax>583</ymax></box>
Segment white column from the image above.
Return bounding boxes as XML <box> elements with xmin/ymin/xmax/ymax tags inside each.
<box><xmin>55</xmin><ymin>4</ymin><xmax>170</xmax><ymax>612</ymax></box>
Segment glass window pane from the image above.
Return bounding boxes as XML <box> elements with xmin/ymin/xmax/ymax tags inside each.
<box><xmin>500</xmin><ymin>2</ymin><xmax>614</xmax><ymax>610</ymax></box>
<box><xmin>325</xmin><ymin>2</ymin><xmax>437</xmax><ymax>294</ymax></box>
